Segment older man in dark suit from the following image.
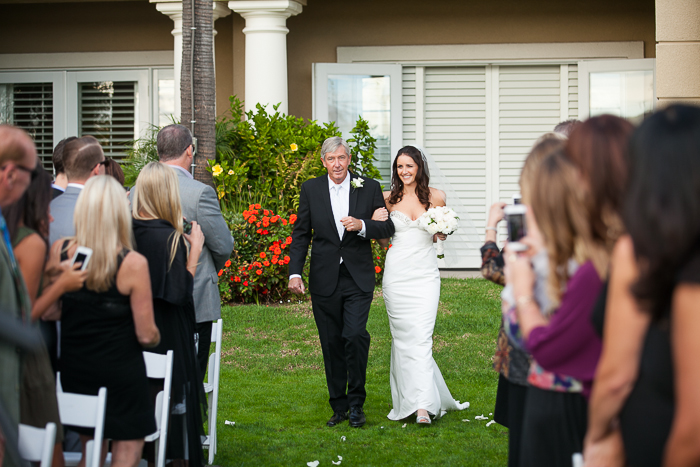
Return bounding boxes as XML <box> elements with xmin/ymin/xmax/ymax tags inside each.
<box><xmin>288</xmin><ymin>136</ymin><xmax>394</xmax><ymax>428</ymax></box>
<box><xmin>156</xmin><ymin>124</ymin><xmax>234</xmax><ymax>378</ymax></box>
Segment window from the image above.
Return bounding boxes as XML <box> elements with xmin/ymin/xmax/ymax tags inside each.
<box><xmin>0</xmin><ymin>82</ymin><xmax>55</xmax><ymax>170</ymax></box>
<box><xmin>579</xmin><ymin>59</ymin><xmax>655</xmax><ymax>123</ymax></box>
<box><xmin>0</xmin><ymin>67</ymin><xmax>174</xmax><ymax>169</ymax></box>
<box><xmin>313</xmin><ymin>63</ymin><xmax>402</xmax><ymax>186</ymax></box>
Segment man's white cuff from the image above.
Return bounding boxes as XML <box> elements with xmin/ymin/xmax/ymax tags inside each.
<box><xmin>358</xmin><ymin>220</ymin><xmax>367</xmax><ymax>238</ymax></box>
<box><xmin>289</xmin><ymin>274</ymin><xmax>302</xmax><ymax>280</ymax></box>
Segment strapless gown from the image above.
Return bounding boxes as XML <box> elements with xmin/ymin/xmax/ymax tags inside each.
<box><xmin>383</xmin><ymin>210</ymin><xmax>469</xmax><ymax>420</ymax></box>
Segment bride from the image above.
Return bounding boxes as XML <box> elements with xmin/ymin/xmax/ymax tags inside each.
<box><xmin>374</xmin><ymin>145</ymin><xmax>469</xmax><ymax>424</ymax></box>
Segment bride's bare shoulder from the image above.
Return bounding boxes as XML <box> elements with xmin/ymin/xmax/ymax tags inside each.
<box><xmin>429</xmin><ymin>187</ymin><xmax>446</xmax><ymax>207</ymax></box>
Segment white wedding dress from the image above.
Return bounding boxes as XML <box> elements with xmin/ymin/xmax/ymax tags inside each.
<box><xmin>383</xmin><ymin>210</ymin><xmax>469</xmax><ymax>420</ymax></box>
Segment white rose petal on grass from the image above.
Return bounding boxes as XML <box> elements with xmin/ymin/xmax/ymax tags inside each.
<box><xmin>402</xmin><ymin>423</ymin><xmax>407</xmax><ymax>428</ymax></box>
<box><xmin>224</xmin><ymin>420</ymin><xmax>235</xmax><ymax>426</ymax></box>
<box><xmin>340</xmin><ymin>436</ymin><xmax>346</xmax><ymax>442</ymax></box>
<box><xmin>486</xmin><ymin>420</ymin><xmax>496</xmax><ymax>427</ymax></box>
<box><xmin>489</xmin><ymin>413</ymin><xmax>493</xmax><ymax>416</ymax></box>
<box><xmin>462</xmin><ymin>419</ymin><xmax>470</xmax><ymax>422</ymax></box>
<box><xmin>307</xmin><ymin>462</ymin><xmax>319</xmax><ymax>467</ymax></box>
<box><xmin>474</xmin><ymin>415</ymin><xmax>489</xmax><ymax>420</ymax></box>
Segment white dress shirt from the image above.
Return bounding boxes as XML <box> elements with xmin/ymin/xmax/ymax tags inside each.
<box><xmin>289</xmin><ymin>173</ymin><xmax>366</xmax><ymax>280</ymax></box>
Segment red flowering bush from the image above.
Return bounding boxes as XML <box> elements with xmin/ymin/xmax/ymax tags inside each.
<box><xmin>219</xmin><ymin>204</ymin><xmax>298</xmax><ymax>304</ymax></box>
<box><xmin>219</xmin><ymin>204</ymin><xmax>388</xmax><ymax>303</ymax></box>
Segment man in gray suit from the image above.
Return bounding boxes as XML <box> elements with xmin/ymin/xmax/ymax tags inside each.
<box><xmin>49</xmin><ymin>136</ymin><xmax>105</xmax><ymax>245</ymax></box>
<box><xmin>157</xmin><ymin>124</ymin><xmax>234</xmax><ymax>378</ymax></box>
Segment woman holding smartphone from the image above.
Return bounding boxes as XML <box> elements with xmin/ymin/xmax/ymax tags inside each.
<box><xmin>506</xmin><ymin>150</ymin><xmax>606</xmax><ymax>466</ymax></box>
<box><xmin>131</xmin><ymin>162</ymin><xmax>207</xmax><ymax>467</ymax></box>
<box><xmin>54</xmin><ymin>175</ymin><xmax>160</xmax><ymax>467</ymax></box>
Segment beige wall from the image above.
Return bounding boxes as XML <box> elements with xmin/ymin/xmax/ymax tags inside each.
<box><xmin>0</xmin><ymin>0</ymin><xmax>656</xmax><ymax>120</ymax></box>
<box><xmin>655</xmin><ymin>0</ymin><xmax>700</xmax><ymax>106</ymax></box>
<box><xmin>283</xmin><ymin>0</ymin><xmax>655</xmax><ymax>119</ymax></box>
<box><xmin>0</xmin><ymin>0</ymin><xmax>235</xmax><ymax>118</ymax></box>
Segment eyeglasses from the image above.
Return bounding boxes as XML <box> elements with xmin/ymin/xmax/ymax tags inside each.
<box><xmin>1</xmin><ymin>162</ymin><xmax>33</xmax><ymax>175</ymax></box>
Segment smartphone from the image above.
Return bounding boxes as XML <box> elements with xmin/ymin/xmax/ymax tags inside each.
<box><xmin>71</xmin><ymin>246</ymin><xmax>93</xmax><ymax>271</ymax></box>
<box><xmin>512</xmin><ymin>193</ymin><xmax>522</xmax><ymax>205</ymax></box>
<box><xmin>183</xmin><ymin>219</ymin><xmax>192</xmax><ymax>235</ymax></box>
<box><xmin>504</xmin><ymin>205</ymin><xmax>528</xmax><ymax>252</ymax></box>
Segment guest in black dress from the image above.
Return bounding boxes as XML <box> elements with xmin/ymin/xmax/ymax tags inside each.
<box><xmin>131</xmin><ymin>161</ymin><xmax>207</xmax><ymax>467</ymax></box>
<box><xmin>616</xmin><ymin>105</ymin><xmax>700</xmax><ymax>466</ymax></box>
<box><xmin>54</xmin><ymin>175</ymin><xmax>160</xmax><ymax>467</ymax></box>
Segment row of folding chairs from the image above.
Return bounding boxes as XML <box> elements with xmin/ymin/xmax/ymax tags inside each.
<box><xmin>17</xmin><ymin>318</ymin><xmax>222</xmax><ymax>467</ymax></box>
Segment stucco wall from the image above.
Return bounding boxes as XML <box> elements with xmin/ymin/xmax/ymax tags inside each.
<box><xmin>0</xmin><ymin>0</ymin><xmax>655</xmax><ymax>120</ymax></box>
<box><xmin>283</xmin><ymin>0</ymin><xmax>655</xmax><ymax>118</ymax></box>
<box><xmin>0</xmin><ymin>0</ymin><xmax>235</xmax><ymax>117</ymax></box>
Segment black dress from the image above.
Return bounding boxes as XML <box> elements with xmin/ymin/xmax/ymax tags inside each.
<box><xmin>132</xmin><ymin>218</ymin><xmax>206</xmax><ymax>466</ymax></box>
<box><xmin>60</xmin><ymin>246</ymin><xmax>156</xmax><ymax>440</ymax></box>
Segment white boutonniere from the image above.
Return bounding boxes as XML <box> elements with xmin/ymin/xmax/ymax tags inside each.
<box><xmin>350</xmin><ymin>177</ymin><xmax>364</xmax><ymax>189</ymax></box>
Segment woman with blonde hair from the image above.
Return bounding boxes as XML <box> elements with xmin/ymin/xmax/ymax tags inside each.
<box><xmin>132</xmin><ymin>161</ymin><xmax>206</xmax><ymax>467</ymax></box>
<box><xmin>53</xmin><ymin>175</ymin><xmax>160</xmax><ymax>467</ymax></box>
<box><xmin>506</xmin><ymin>150</ymin><xmax>605</xmax><ymax>466</ymax></box>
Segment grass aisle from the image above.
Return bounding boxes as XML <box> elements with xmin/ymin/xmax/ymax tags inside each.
<box><xmin>214</xmin><ymin>278</ymin><xmax>507</xmax><ymax>466</ymax></box>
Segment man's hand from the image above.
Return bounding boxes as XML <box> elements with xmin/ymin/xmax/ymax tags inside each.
<box><xmin>288</xmin><ymin>277</ymin><xmax>305</xmax><ymax>294</ymax></box>
<box><xmin>341</xmin><ymin>216</ymin><xmax>362</xmax><ymax>232</ymax></box>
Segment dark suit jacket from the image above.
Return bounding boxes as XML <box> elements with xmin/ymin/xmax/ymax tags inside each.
<box><xmin>289</xmin><ymin>173</ymin><xmax>394</xmax><ymax>297</ymax></box>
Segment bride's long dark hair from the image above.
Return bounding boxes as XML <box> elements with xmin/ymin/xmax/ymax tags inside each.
<box><xmin>388</xmin><ymin>146</ymin><xmax>431</xmax><ymax>210</ymax></box>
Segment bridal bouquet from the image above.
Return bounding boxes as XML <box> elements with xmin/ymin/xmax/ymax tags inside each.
<box><xmin>419</xmin><ymin>206</ymin><xmax>459</xmax><ymax>258</ymax></box>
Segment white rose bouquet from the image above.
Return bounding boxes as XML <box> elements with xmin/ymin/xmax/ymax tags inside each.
<box><xmin>419</xmin><ymin>206</ymin><xmax>459</xmax><ymax>258</ymax></box>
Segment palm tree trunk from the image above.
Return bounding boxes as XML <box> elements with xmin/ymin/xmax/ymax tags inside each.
<box><xmin>181</xmin><ymin>0</ymin><xmax>216</xmax><ymax>187</ymax></box>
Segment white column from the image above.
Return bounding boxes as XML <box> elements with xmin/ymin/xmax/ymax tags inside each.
<box><xmin>151</xmin><ymin>0</ymin><xmax>231</xmax><ymax>118</ymax></box>
<box><xmin>229</xmin><ymin>0</ymin><xmax>303</xmax><ymax>115</ymax></box>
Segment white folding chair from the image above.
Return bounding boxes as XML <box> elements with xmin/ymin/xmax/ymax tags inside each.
<box><xmin>56</xmin><ymin>373</ymin><xmax>107</xmax><ymax>467</ymax></box>
<box><xmin>18</xmin><ymin>422</ymin><xmax>57</xmax><ymax>467</ymax></box>
<box><xmin>103</xmin><ymin>351</ymin><xmax>173</xmax><ymax>467</ymax></box>
<box><xmin>202</xmin><ymin>318</ymin><xmax>222</xmax><ymax>465</ymax></box>
<box><xmin>143</xmin><ymin>350</ymin><xmax>174</xmax><ymax>467</ymax></box>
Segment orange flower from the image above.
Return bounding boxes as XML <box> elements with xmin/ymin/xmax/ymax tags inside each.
<box><xmin>375</xmin><ymin>266</ymin><xmax>382</xmax><ymax>273</ymax></box>
<box><xmin>280</xmin><ymin>243</ymin><xmax>286</xmax><ymax>250</ymax></box>
<box><xmin>256</xmin><ymin>222</ymin><xmax>261</xmax><ymax>228</ymax></box>
<box><xmin>274</xmin><ymin>247</ymin><xmax>282</xmax><ymax>255</ymax></box>
<box><xmin>234</xmin><ymin>276</ymin><xmax>241</xmax><ymax>282</ymax></box>
<box><xmin>281</xmin><ymin>219</ymin><xmax>288</xmax><ymax>226</ymax></box>
<box><xmin>218</xmin><ymin>270</ymin><xmax>223</xmax><ymax>276</ymax></box>
<box><xmin>271</xmin><ymin>215</ymin><xmax>279</xmax><ymax>223</ymax></box>
<box><xmin>262</xmin><ymin>230</ymin><xmax>269</xmax><ymax>235</ymax></box>
<box><xmin>263</xmin><ymin>260</ymin><xmax>270</xmax><ymax>267</ymax></box>
<box><xmin>283</xmin><ymin>255</ymin><xmax>290</xmax><ymax>264</ymax></box>
<box><xmin>242</xmin><ymin>210</ymin><xmax>250</xmax><ymax>219</ymax></box>
<box><xmin>256</xmin><ymin>229</ymin><xmax>263</xmax><ymax>234</ymax></box>
<box><xmin>249</xmin><ymin>204</ymin><xmax>255</xmax><ymax>210</ymax></box>
<box><xmin>255</xmin><ymin>203</ymin><xmax>261</xmax><ymax>209</ymax></box>
<box><xmin>262</xmin><ymin>220</ymin><xmax>270</xmax><ymax>228</ymax></box>
<box><xmin>289</xmin><ymin>214</ymin><xmax>297</xmax><ymax>224</ymax></box>
<box><xmin>243</xmin><ymin>280</ymin><xmax>249</xmax><ymax>286</ymax></box>
<box><xmin>263</xmin><ymin>209</ymin><xmax>269</xmax><ymax>216</ymax></box>
<box><xmin>260</xmin><ymin>252</ymin><xmax>266</xmax><ymax>259</ymax></box>
<box><xmin>286</xmin><ymin>236</ymin><xmax>293</xmax><ymax>245</ymax></box>
<box><xmin>253</xmin><ymin>261</ymin><xmax>262</xmax><ymax>268</ymax></box>
<box><xmin>256</xmin><ymin>269</ymin><xmax>262</xmax><ymax>275</ymax></box>
<box><xmin>248</xmin><ymin>218</ymin><xmax>255</xmax><ymax>224</ymax></box>
<box><xmin>225</xmin><ymin>260</ymin><xmax>232</xmax><ymax>268</ymax></box>
<box><xmin>272</xmin><ymin>257</ymin><xmax>278</xmax><ymax>264</ymax></box>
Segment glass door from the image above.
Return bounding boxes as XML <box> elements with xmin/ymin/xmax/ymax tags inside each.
<box><xmin>313</xmin><ymin>63</ymin><xmax>402</xmax><ymax>185</ymax></box>
<box><xmin>578</xmin><ymin>59</ymin><xmax>655</xmax><ymax>124</ymax></box>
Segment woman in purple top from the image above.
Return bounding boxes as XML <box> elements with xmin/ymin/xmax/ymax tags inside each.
<box><xmin>506</xmin><ymin>150</ymin><xmax>606</xmax><ymax>467</ymax></box>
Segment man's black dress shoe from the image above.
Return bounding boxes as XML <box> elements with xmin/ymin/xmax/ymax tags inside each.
<box><xmin>349</xmin><ymin>405</ymin><xmax>366</xmax><ymax>428</ymax></box>
<box><xmin>326</xmin><ymin>411</ymin><xmax>348</xmax><ymax>427</ymax></box>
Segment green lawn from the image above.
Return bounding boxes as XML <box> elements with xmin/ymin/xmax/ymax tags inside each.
<box><xmin>212</xmin><ymin>278</ymin><xmax>507</xmax><ymax>466</ymax></box>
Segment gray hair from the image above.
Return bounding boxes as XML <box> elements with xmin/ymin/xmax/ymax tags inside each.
<box><xmin>157</xmin><ymin>124</ymin><xmax>193</xmax><ymax>161</ymax></box>
<box><xmin>320</xmin><ymin>136</ymin><xmax>350</xmax><ymax>160</ymax></box>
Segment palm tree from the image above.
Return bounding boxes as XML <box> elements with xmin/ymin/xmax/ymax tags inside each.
<box><xmin>181</xmin><ymin>0</ymin><xmax>216</xmax><ymax>187</ymax></box>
